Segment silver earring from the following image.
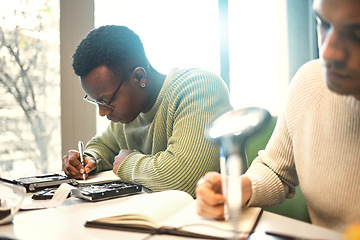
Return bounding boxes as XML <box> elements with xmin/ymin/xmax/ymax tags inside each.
<box><xmin>141</xmin><ymin>83</ymin><xmax>146</xmax><ymax>88</ymax></box>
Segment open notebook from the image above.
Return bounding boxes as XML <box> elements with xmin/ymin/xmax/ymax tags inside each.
<box><xmin>85</xmin><ymin>190</ymin><xmax>262</xmax><ymax>239</ymax></box>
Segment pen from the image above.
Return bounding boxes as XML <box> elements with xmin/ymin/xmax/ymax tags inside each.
<box><xmin>78</xmin><ymin>141</ymin><xmax>86</xmax><ymax>180</ymax></box>
<box><xmin>219</xmin><ymin>146</ymin><xmax>229</xmax><ymax>221</ymax></box>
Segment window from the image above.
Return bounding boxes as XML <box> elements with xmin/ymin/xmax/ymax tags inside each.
<box><xmin>94</xmin><ymin>0</ymin><xmax>313</xmax><ymax>134</ymax></box>
<box><xmin>228</xmin><ymin>0</ymin><xmax>289</xmax><ymax>114</ymax></box>
<box><xmin>227</xmin><ymin>0</ymin><xmax>317</xmax><ymax>113</ymax></box>
<box><xmin>0</xmin><ymin>1</ymin><xmax>317</xmax><ymax>177</ymax></box>
<box><xmin>0</xmin><ymin>0</ymin><xmax>61</xmax><ymax>177</ymax></box>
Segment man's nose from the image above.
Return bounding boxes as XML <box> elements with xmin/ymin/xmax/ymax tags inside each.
<box><xmin>320</xmin><ymin>29</ymin><xmax>348</xmax><ymax>64</ymax></box>
<box><xmin>98</xmin><ymin>105</ymin><xmax>113</xmax><ymax>117</ymax></box>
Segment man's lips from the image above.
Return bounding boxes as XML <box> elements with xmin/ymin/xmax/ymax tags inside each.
<box><xmin>107</xmin><ymin>115</ymin><xmax>118</xmax><ymax>122</ymax></box>
<box><xmin>326</xmin><ymin>69</ymin><xmax>350</xmax><ymax>80</ymax></box>
<box><xmin>107</xmin><ymin>115</ymin><xmax>126</xmax><ymax>123</ymax></box>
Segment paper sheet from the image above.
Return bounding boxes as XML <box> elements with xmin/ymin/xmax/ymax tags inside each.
<box><xmin>20</xmin><ymin>183</ymin><xmax>75</xmax><ymax>210</ymax></box>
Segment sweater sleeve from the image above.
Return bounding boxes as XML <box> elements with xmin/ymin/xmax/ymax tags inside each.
<box><xmin>117</xmin><ymin>69</ymin><xmax>233</xmax><ymax>197</ymax></box>
<box><xmin>244</xmin><ymin>59</ymin><xmax>322</xmax><ymax>207</ymax></box>
<box><xmin>84</xmin><ymin>123</ymin><xmax>123</xmax><ymax>172</ymax></box>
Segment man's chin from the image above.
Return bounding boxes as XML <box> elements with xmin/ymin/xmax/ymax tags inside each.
<box><xmin>111</xmin><ymin>118</ymin><xmax>131</xmax><ymax>124</ymax></box>
<box><xmin>108</xmin><ymin>115</ymin><xmax>136</xmax><ymax>124</ymax></box>
<box><xmin>326</xmin><ymin>81</ymin><xmax>360</xmax><ymax>100</ymax></box>
<box><xmin>107</xmin><ymin>116</ymin><xmax>120</xmax><ymax>123</ymax></box>
<box><xmin>325</xmin><ymin>77</ymin><xmax>348</xmax><ymax>95</ymax></box>
<box><xmin>354</xmin><ymin>95</ymin><xmax>360</xmax><ymax>101</ymax></box>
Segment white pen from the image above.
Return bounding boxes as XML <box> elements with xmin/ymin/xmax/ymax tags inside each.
<box><xmin>78</xmin><ymin>141</ymin><xmax>86</xmax><ymax>180</ymax></box>
<box><xmin>220</xmin><ymin>146</ymin><xmax>229</xmax><ymax>221</ymax></box>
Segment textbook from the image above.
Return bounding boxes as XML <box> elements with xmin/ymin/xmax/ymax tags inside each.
<box><xmin>85</xmin><ymin>190</ymin><xmax>262</xmax><ymax>239</ymax></box>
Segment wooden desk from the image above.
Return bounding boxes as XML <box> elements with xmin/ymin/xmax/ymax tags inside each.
<box><xmin>0</xmin><ymin>185</ymin><xmax>343</xmax><ymax>240</ymax></box>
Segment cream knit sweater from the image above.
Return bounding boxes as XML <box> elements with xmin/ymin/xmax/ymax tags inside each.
<box><xmin>85</xmin><ymin>68</ymin><xmax>232</xmax><ymax>198</ymax></box>
<box><xmin>245</xmin><ymin>59</ymin><xmax>360</xmax><ymax>232</ymax></box>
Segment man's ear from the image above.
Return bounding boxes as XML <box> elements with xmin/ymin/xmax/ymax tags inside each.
<box><xmin>133</xmin><ymin>67</ymin><xmax>147</xmax><ymax>88</ymax></box>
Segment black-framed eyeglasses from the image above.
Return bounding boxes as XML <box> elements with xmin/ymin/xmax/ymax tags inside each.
<box><xmin>83</xmin><ymin>67</ymin><xmax>135</xmax><ymax>109</ymax></box>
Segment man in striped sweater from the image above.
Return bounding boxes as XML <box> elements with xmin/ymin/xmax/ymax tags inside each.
<box><xmin>196</xmin><ymin>0</ymin><xmax>360</xmax><ymax>232</ymax></box>
<box><xmin>62</xmin><ymin>25</ymin><xmax>232</xmax><ymax>198</ymax></box>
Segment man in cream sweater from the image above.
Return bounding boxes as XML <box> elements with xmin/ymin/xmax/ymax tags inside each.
<box><xmin>196</xmin><ymin>0</ymin><xmax>360</xmax><ymax>232</ymax></box>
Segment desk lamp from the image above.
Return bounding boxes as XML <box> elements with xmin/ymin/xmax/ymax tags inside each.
<box><xmin>206</xmin><ymin>107</ymin><xmax>271</xmax><ymax>239</ymax></box>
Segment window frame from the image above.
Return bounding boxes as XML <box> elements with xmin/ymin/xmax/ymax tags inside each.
<box><xmin>60</xmin><ymin>0</ymin><xmax>96</xmax><ymax>156</ymax></box>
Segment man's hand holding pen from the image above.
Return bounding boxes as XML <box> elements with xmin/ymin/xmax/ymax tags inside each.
<box><xmin>62</xmin><ymin>148</ymin><xmax>97</xmax><ymax>180</ymax></box>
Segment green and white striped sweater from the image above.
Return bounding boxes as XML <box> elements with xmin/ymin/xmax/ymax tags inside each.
<box><xmin>85</xmin><ymin>68</ymin><xmax>232</xmax><ymax>197</ymax></box>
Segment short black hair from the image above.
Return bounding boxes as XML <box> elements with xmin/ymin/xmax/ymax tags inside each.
<box><xmin>72</xmin><ymin>25</ymin><xmax>149</xmax><ymax>79</ymax></box>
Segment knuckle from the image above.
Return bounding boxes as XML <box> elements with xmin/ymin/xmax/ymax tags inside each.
<box><xmin>196</xmin><ymin>186</ymin><xmax>205</xmax><ymax>196</ymax></box>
